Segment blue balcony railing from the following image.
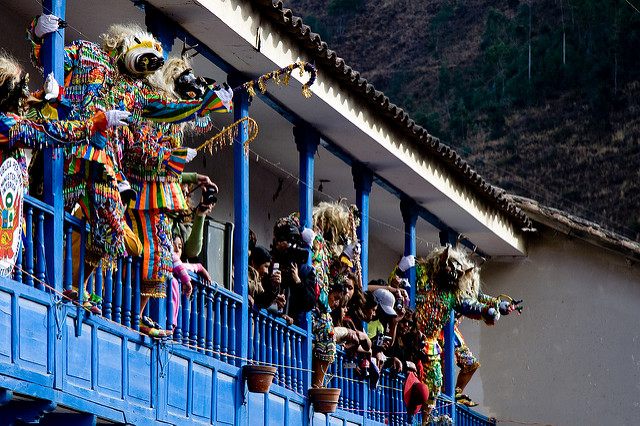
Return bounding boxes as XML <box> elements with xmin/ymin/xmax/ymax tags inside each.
<box><xmin>1</xmin><ymin>195</ymin><xmax>496</xmax><ymax>426</ymax></box>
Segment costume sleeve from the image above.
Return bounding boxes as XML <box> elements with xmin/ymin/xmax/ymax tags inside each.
<box><xmin>141</xmin><ymin>86</ymin><xmax>232</xmax><ymax>124</ymax></box>
<box><xmin>172</xmin><ymin>254</ymin><xmax>192</xmax><ymax>287</ymax></box>
<box><xmin>0</xmin><ymin>112</ymin><xmax>106</xmax><ymax>150</ymax></box>
<box><xmin>183</xmin><ymin>215</ymin><xmax>205</xmax><ymax>259</ymax></box>
<box><xmin>181</xmin><ymin>172</ymin><xmax>198</xmax><ymax>184</ymax></box>
<box><xmin>456</xmin><ymin>298</ymin><xmax>499</xmax><ymax>323</ymax></box>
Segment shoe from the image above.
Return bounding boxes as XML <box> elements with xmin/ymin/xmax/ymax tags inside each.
<box><xmin>456</xmin><ymin>392</ymin><xmax>478</xmax><ymax>407</ymax></box>
<box><xmin>62</xmin><ymin>288</ymin><xmax>78</xmax><ymax>300</ymax></box>
<box><xmin>139</xmin><ymin>323</ymin><xmax>173</xmax><ymax>338</ymax></box>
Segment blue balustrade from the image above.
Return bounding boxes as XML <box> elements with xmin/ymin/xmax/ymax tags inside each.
<box><xmin>123</xmin><ymin>257</ymin><xmax>132</xmax><ymax>328</ymax></box>
<box><xmin>24</xmin><ymin>206</ymin><xmax>34</xmax><ymax>287</ymax></box>
<box><xmin>35</xmin><ymin>211</ymin><xmax>46</xmax><ymax>290</ymax></box>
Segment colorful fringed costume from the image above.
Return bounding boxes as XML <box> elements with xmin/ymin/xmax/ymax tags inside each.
<box><xmin>114</xmin><ymin>64</ymin><xmax>232</xmax><ymax>295</ymax></box>
<box><xmin>0</xmin><ymin>110</ymin><xmax>109</xmax><ymax>276</ymax></box>
<box><xmin>310</xmin><ymin>202</ymin><xmax>361</xmax><ymax>370</ymax></box>
<box><xmin>409</xmin><ymin>246</ymin><xmax>504</xmax><ymax>409</ymax></box>
<box><xmin>28</xmin><ymin>19</ymin><xmax>234</xmax><ymax>272</ymax></box>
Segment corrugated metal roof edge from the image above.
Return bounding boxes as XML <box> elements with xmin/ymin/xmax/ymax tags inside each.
<box><xmin>254</xmin><ymin>0</ymin><xmax>532</xmax><ymax>230</ymax></box>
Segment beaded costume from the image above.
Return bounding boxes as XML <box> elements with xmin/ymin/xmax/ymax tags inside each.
<box><xmin>28</xmin><ymin>20</ymin><xmax>232</xmax><ymax>272</ymax></box>
<box><xmin>410</xmin><ymin>247</ymin><xmax>502</xmax><ymax>408</ymax></box>
<box><xmin>0</xmin><ymin>111</ymin><xmax>108</xmax><ymax>276</ymax></box>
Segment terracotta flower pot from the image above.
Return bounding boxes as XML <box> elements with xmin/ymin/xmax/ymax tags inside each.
<box><xmin>242</xmin><ymin>365</ymin><xmax>277</xmax><ymax>393</ymax></box>
<box><xmin>308</xmin><ymin>387</ymin><xmax>341</xmax><ymax>413</ymax></box>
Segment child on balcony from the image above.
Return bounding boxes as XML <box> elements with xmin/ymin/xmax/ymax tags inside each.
<box><xmin>156</xmin><ymin>234</ymin><xmax>212</xmax><ymax>336</ymax></box>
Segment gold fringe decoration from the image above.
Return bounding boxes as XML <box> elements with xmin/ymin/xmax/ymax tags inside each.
<box><xmin>195</xmin><ymin>116</ymin><xmax>259</xmax><ymax>155</ymax></box>
<box><xmin>242</xmin><ymin>61</ymin><xmax>317</xmax><ymax>99</ymax></box>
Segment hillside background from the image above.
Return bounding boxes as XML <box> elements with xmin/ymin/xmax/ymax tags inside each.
<box><xmin>284</xmin><ymin>0</ymin><xmax>640</xmax><ymax>240</ymax></box>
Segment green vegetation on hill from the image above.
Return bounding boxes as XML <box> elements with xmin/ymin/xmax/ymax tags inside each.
<box><xmin>285</xmin><ymin>0</ymin><xmax>640</xmax><ymax>239</ymax></box>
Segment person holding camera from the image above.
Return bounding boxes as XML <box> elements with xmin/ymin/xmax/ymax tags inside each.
<box><xmin>170</xmin><ymin>174</ymin><xmax>218</xmax><ymax>261</ymax></box>
<box><xmin>263</xmin><ymin>215</ymin><xmax>318</xmax><ymax>326</ymax></box>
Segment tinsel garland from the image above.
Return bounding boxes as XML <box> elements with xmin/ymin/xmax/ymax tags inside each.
<box><xmin>195</xmin><ymin>116</ymin><xmax>258</xmax><ymax>155</ymax></box>
<box><xmin>241</xmin><ymin>61</ymin><xmax>317</xmax><ymax>99</ymax></box>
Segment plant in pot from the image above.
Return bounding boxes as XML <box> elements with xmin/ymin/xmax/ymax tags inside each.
<box><xmin>308</xmin><ymin>373</ymin><xmax>341</xmax><ymax>414</ymax></box>
<box><xmin>242</xmin><ymin>363</ymin><xmax>277</xmax><ymax>393</ymax></box>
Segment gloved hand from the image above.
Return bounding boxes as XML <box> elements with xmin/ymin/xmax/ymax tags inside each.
<box><xmin>301</xmin><ymin>227</ymin><xmax>316</xmax><ymax>246</ymax></box>
<box><xmin>215</xmin><ymin>83</ymin><xmax>234</xmax><ymax>111</ymax></box>
<box><xmin>105</xmin><ymin>110</ymin><xmax>131</xmax><ymax>128</ymax></box>
<box><xmin>498</xmin><ymin>300</ymin><xmax>512</xmax><ymax>315</ymax></box>
<box><xmin>186</xmin><ymin>148</ymin><xmax>197</xmax><ymax>163</ymax></box>
<box><xmin>398</xmin><ymin>255</ymin><xmax>415</xmax><ymax>272</ymax></box>
<box><xmin>34</xmin><ymin>14</ymin><xmax>64</xmax><ymax>38</ymax></box>
<box><xmin>483</xmin><ymin>307</ymin><xmax>500</xmax><ymax>325</ymax></box>
<box><xmin>43</xmin><ymin>72</ymin><xmax>59</xmax><ymax>101</ymax></box>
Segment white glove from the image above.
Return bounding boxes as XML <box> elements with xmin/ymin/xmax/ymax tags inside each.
<box><xmin>43</xmin><ymin>72</ymin><xmax>60</xmax><ymax>101</ymax></box>
<box><xmin>185</xmin><ymin>148</ymin><xmax>197</xmax><ymax>163</ymax></box>
<box><xmin>105</xmin><ymin>110</ymin><xmax>131</xmax><ymax>128</ymax></box>
<box><xmin>398</xmin><ymin>255</ymin><xmax>415</xmax><ymax>272</ymax></box>
<box><xmin>34</xmin><ymin>14</ymin><xmax>61</xmax><ymax>38</ymax></box>
<box><xmin>301</xmin><ymin>227</ymin><xmax>316</xmax><ymax>246</ymax></box>
<box><xmin>215</xmin><ymin>85</ymin><xmax>234</xmax><ymax>111</ymax></box>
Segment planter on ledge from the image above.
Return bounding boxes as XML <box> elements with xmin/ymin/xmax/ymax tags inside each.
<box><xmin>242</xmin><ymin>365</ymin><xmax>277</xmax><ymax>393</ymax></box>
<box><xmin>308</xmin><ymin>387</ymin><xmax>341</xmax><ymax>413</ymax></box>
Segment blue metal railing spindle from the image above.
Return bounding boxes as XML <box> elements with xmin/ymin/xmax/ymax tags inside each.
<box><xmin>284</xmin><ymin>328</ymin><xmax>292</xmax><ymax>388</ymax></box>
<box><xmin>123</xmin><ymin>257</ymin><xmax>132</xmax><ymax>328</ymax></box>
<box><xmin>230</xmin><ymin>301</ymin><xmax>237</xmax><ymax>365</ymax></box>
<box><xmin>260</xmin><ymin>316</ymin><xmax>267</xmax><ymax>363</ymax></box>
<box><xmin>24</xmin><ymin>207</ymin><xmax>34</xmax><ymax>287</ymax></box>
<box><xmin>14</xmin><ymin>224</ymin><xmax>23</xmax><ymax>283</ymax></box>
<box><xmin>35</xmin><ymin>212</ymin><xmax>46</xmax><ymax>290</ymax></box>
<box><xmin>181</xmin><ymin>293</ymin><xmax>191</xmax><ymax>346</ymax></box>
<box><xmin>94</xmin><ymin>266</ymin><xmax>103</xmax><ymax>313</ymax></box>
<box><xmin>349</xmin><ymin>360</ymin><xmax>355</xmax><ymax>410</ymax></box>
<box><xmin>213</xmin><ymin>293</ymin><xmax>221</xmax><ymax>358</ymax></box>
<box><xmin>189</xmin><ymin>293</ymin><xmax>197</xmax><ymax>346</ymax></box>
<box><xmin>336</xmin><ymin>353</ymin><xmax>343</xmax><ymax>407</ymax></box>
<box><xmin>105</xmin><ymin>270</ymin><xmax>114</xmax><ymax>321</ymax></box>
<box><xmin>63</xmin><ymin>226</ymin><xmax>72</xmax><ymax>290</ymax></box>
<box><xmin>175</xmin><ymin>304</ymin><xmax>183</xmax><ymax>343</ymax></box>
<box><xmin>296</xmin><ymin>335</ymin><xmax>304</xmax><ymax>392</ymax></box>
<box><xmin>248</xmin><ymin>310</ymin><xmax>255</xmax><ymax>361</ymax></box>
<box><xmin>205</xmin><ymin>287</ymin><xmax>213</xmax><ymax>357</ymax></box>
<box><xmin>132</xmin><ymin>259</ymin><xmax>141</xmax><ymax>331</ymax></box>
<box><xmin>197</xmin><ymin>286</ymin><xmax>205</xmax><ymax>354</ymax></box>
<box><xmin>265</xmin><ymin>318</ymin><xmax>272</xmax><ymax>366</ymax></box>
<box><xmin>113</xmin><ymin>258</ymin><xmax>123</xmax><ymax>324</ymax></box>
<box><xmin>166</xmin><ymin>276</ymin><xmax>174</xmax><ymax>333</ymax></box>
<box><xmin>222</xmin><ymin>297</ymin><xmax>229</xmax><ymax>361</ymax></box>
<box><xmin>274</xmin><ymin>323</ymin><xmax>282</xmax><ymax>384</ymax></box>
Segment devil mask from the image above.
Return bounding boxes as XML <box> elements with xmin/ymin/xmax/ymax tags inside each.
<box><xmin>174</xmin><ymin>68</ymin><xmax>214</xmax><ymax>100</ymax></box>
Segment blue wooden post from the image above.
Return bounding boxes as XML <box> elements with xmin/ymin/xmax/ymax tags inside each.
<box><xmin>352</xmin><ymin>162</ymin><xmax>373</xmax><ymax>289</ymax></box>
<box><xmin>42</xmin><ymin>0</ymin><xmax>66</xmax><ymax>293</ymax></box>
<box><xmin>40</xmin><ymin>0</ymin><xmax>66</xmax><ymax>394</ymax></box>
<box><xmin>230</xmin><ymin>76</ymin><xmax>250</xmax><ymax>425</ymax></box>
<box><xmin>145</xmin><ymin>4</ymin><xmax>175</xmax><ymax>60</ymax></box>
<box><xmin>440</xmin><ymin>228</ymin><xmax>458</xmax><ymax>421</ymax></box>
<box><xmin>293</xmin><ymin>124</ymin><xmax>318</xmax><ymax>403</ymax></box>
<box><xmin>400</xmin><ymin>197</ymin><xmax>418</xmax><ymax>308</ymax></box>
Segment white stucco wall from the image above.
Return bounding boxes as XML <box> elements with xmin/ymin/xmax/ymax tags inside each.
<box><xmin>459</xmin><ymin>226</ymin><xmax>640</xmax><ymax>425</ymax></box>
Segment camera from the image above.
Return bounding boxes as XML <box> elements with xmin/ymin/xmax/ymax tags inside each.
<box><xmin>202</xmin><ymin>186</ymin><xmax>218</xmax><ymax>205</ymax></box>
<box><xmin>282</xmin><ymin>244</ymin><xmax>309</xmax><ymax>265</ymax></box>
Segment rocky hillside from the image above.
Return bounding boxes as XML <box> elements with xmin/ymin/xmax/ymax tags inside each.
<box><xmin>284</xmin><ymin>0</ymin><xmax>640</xmax><ymax>240</ymax></box>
